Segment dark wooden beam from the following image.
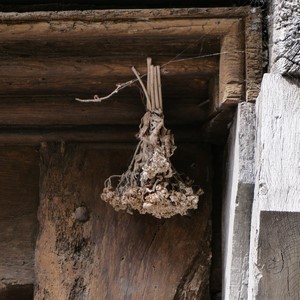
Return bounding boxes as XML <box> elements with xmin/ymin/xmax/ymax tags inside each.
<box><xmin>0</xmin><ymin>125</ymin><xmax>207</xmax><ymax>145</ymax></box>
<box><xmin>0</xmin><ymin>37</ymin><xmax>220</xmax><ymax>57</ymax></box>
<box><xmin>0</xmin><ymin>57</ymin><xmax>218</xmax><ymax>94</ymax></box>
<box><xmin>0</xmin><ymin>94</ymin><xmax>208</xmax><ymax>126</ymax></box>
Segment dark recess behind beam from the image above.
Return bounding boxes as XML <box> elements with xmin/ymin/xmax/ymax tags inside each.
<box><xmin>0</xmin><ymin>0</ymin><xmax>254</xmax><ymax>12</ymax></box>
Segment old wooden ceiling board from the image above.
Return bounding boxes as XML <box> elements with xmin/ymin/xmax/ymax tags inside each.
<box><xmin>0</xmin><ymin>7</ymin><xmax>262</xmax><ymax>145</ymax></box>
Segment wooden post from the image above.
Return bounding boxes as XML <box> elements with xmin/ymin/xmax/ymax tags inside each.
<box><xmin>248</xmin><ymin>74</ymin><xmax>300</xmax><ymax>299</ymax></box>
<box><xmin>35</xmin><ymin>143</ymin><xmax>212</xmax><ymax>300</ymax></box>
<box><xmin>223</xmin><ymin>102</ymin><xmax>256</xmax><ymax>299</ymax></box>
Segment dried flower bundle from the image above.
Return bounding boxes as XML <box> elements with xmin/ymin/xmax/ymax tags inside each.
<box><xmin>101</xmin><ymin>58</ymin><xmax>203</xmax><ymax>218</ymax></box>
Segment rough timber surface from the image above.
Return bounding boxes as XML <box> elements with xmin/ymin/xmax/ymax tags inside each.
<box><xmin>248</xmin><ymin>74</ymin><xmax>300</xmax><ymax>299</ymax></box>
<box><xmin>0</xmin><ymin>7</ymin><xmax>262</xmax><ymax>144</ymax></box>
<box><xmin>269</xmin><ymin>0</ymin><xmax>300</xmax><ymax>75</ymax></box>
<box><xmin>223</xmin><ymin>102</ymin><xmax>255</xmax><ymax>300</ymax></box>
<box><xmin>35</xmin><ymin>143</ymin><xmax>212</xmax><ymax>300</ymax></box>
<box><xmin>245</xmin><ymin>8</ymin><xmax>263</xmax><ymax>101</ymax></box>
<box><xmin>0</xmin><ymin>147</ymin><xmax>39</xmax><ymax>296</ymax></box>
<box><xmin>257</xmin><ymin>211</ymin><xmax>300</xmax><ymax>300</ymax></box>
<box><xmin>0</xmin><ymin>7</ymin><xmax>256</xmax><ymax>22</ymax></box>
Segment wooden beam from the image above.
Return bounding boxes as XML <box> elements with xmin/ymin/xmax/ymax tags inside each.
<box><xmin>248</xmin><ymin>74</ymin><xmax>300</xmax><ymax>298</ymax></box>
<box><xmin>0</xmin><ymin>96</ymin><xmax>208</xmax><ymax>126</ymax></box>
<box><xmin>218</xmin><ymin>21</ymin><xmax>245</xmax><ymax>107</ymax></box>
<box><xmin>0</xmin><ymin>57</ymin><xmax>218</xmax><ymax>94</ymax></box>
<box><xmin>0</xmin><ymin>7</ymin><xmax>253</xmax><ymax>23</ymax></box>
<box><xmin>245</xmin><ymin>8</ymin><xmax>263</xmax><ymax>102</ymax></box>
<box><xmin>0</xmin><ymin>37</ymin><xmax>220</xmax><ymax>58</ymax></box>
<box><xmin>0</xmin><ymin>18</ymin><xmax>237</xmax><ymax>41</ymax></box>
<box><xmin>0</xmin><ymin>125</ymin><xmax>205</xmax><ymax>145</ymax></box>
<box><xmin>223</xmin><ymin>103</ymin><xmax>255</xmax><ymax>300</ymax></box>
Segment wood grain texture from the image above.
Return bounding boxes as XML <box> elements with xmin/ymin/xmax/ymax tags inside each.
<box><xmin>0</xmin><ymin>7</ymin><xmax>262</xmax><ymax>144</ymax></box>
<box><xmin>248</xmin><ymin>74</ymin><xmax>300</xmax><ymax>299</ymax></box>
<box><xmin>269</xmin><ymin>0</ymin><xmax>300</xmax><ymax>75</ymax></box>
<box><xmin>0</xmin><ymin>37</ymin><xmax>220</xmax><ymax>58</ymax></box>
<box><xmin>0</xmin><ymin>57</ymin><xmax>218</xmax><ymax>94</ymax></box>
<box><xmin>0</xmin><ymin>7</ymin><xmax>254</xmax><ymax>22</ymax></box>
<box><xmin>0</xmin><ymin>18</ymin><xmax>236</xmax><ymax>41</ymax></box>
<box><xmin>219</xmin><ymin>21</ymin><xmax>245</xmax><ymax>106</ymax></box>
<box><xmin>223</xmin><ymin>103</ymin><xmax>255</xmax><ymax>300</ymax></box>
<box><xmin>245</xmin><ymin>8</ymin><xmax>263</xmax><ymax>102</ymax></box>
<box><xmin>35</xmin><ymin>143</ymin><xmax>212</xmax><ymax>300</ymax></box>
<box><xmin>257</xmin><ymin>212</ymin><xmax>300</xmax><ymax>299</ymax></box>
<box><xmin>0</xmin><ymin>96</ymin><xmax>208</xmax><ymax>126</ymax></box>
<box><xmin>0</xmin><ymin>147</ymin><xmax>39</xmax><ymax>290</ymax></box>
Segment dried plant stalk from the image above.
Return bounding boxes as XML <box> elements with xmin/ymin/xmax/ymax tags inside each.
<box><xmin>101</xmin><ymin>58</ymin><xmax>203</xmax><ymax>218</ymax></box>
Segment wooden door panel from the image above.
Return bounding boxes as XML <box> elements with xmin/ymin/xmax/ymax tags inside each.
<box><xmin>35</xmin><ymin>143</ymin><xmax>212</xmax><ymax>300</ymax></box>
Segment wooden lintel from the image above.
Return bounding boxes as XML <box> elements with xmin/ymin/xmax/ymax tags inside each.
<box><xmin>0</xmin><ymin>7</ymin><xmax>253</xmax><ymax>23</ymax></box>
<box><xmin>0</xmin><ymin>18</ymin><xmax>237</xmax><ymax>41</ymax></box>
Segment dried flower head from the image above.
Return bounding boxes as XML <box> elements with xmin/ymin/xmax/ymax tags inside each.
<box><xmin>101</xmin><ymin>60</ymin><xmax>204</xmax><ymax>218</ymax></box>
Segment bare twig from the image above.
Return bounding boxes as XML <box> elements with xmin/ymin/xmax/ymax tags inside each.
<box><xmin>157</xmin><ymin>66</ymin><xmax>162</xmax><ymax>110</ymax></box>
<box><xmin>75</xmin><ymin>78</ymin><xmax>139</xmax><ymax>102</ymax></box>
<box><xmin>147</xmin><ymin>57</ymin><xmax>152</xmax><ymax>106</ymax></box>
<box><xmin>154</xmin><ymin>66</ymin><xmax>159</xmax><ymax>110</ymax></box>
<box><xmin>131</xmin><ymin>66</ymin><xmax>150</xmax><ymax>109</ymax></box>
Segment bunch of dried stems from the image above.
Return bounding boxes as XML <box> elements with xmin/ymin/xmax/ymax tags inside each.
<box><xmin>101</xmin><ymin>58</ymin><xmax>203</xmax><ymax>218</ymax></box>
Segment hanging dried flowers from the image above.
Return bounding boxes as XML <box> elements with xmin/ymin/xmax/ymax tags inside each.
<box><xmin>101</xmin><ymin>58</ymin><xmax>203</xmax><ymax>218</ymax></box>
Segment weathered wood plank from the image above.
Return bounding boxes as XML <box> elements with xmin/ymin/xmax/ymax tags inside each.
<box><xmin>35</xmin><ymin>143</ymin><xmax>212</xmax><ymax>300</ymax></box>
<box><xmin>219</xmin><ymin>21</ymin><xmax>245</xmax><ymax>106</ymax></box>
<box><xmin>0</xmin><ymin>7</ymin><xmax>252</xmax><ymax>22</ymax></box>
<box><xmin>0</xmin><ymin>125</ymin><xmax>206</xmax><ymax>145</ymax></box>
<box><xmin>245</xmin><ymin>8</ymin><xmax>263</xmax><ymax>101</ymax></box>
<box><xmin>269</xmin><ymin>0</ymin><xmax>300</xmax><ymax>75</ymax></box>
<box><xmin>248</xmin><ymin>74</ymin><xmax>300</xmax><ymax>298</ymax></box>
<box><xmin>0</xmin><ymin>18</ymin><xmax>237</xmax><ymax>41</ymax></box>
<box><xmin>0</xmin><ymin>147</ymin><xmax>39</xmax><ymax>293</ymax></box>
<box><xmin>0</xmin><ymin>97</ymin><xmax>208</xmax><ymax>126</ymax></box>
<box><xmin>223</xmin><ymin>102</ymin><xmax>255</xmax><ymax>300</ymax></box>
<box><xmin>0</xmin><ymin>56</ymin><xmax>218</xmax><ymax>94</ymax></box>
<box><xmin>0</xmin><ymin>37</ymin><xmax>220</xmax><ymax>58</ymax></box>
<box><xmin>256</xmin><ymin>211</ymin><xmax>300</xmax><ymax>299</ymax></box>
